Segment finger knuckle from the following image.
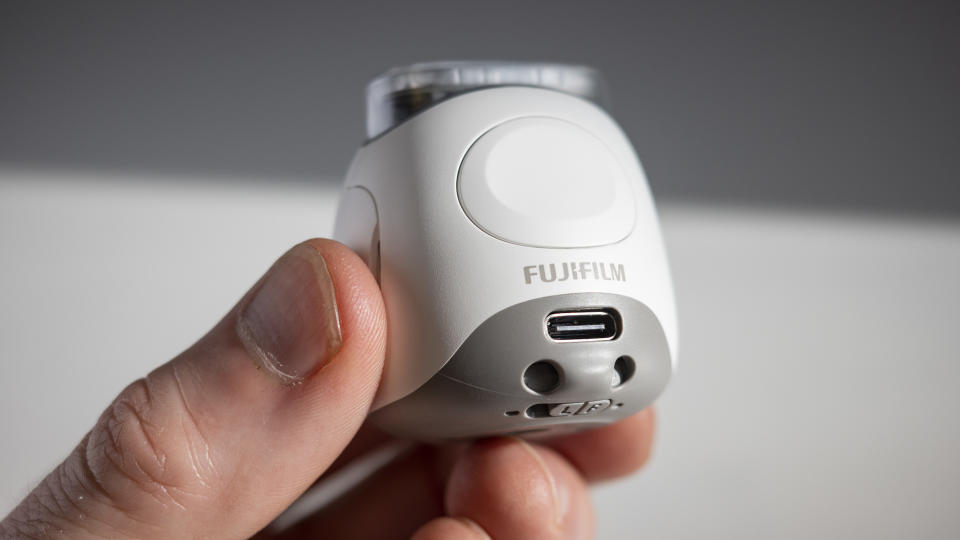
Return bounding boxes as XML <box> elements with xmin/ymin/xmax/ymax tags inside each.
<box><xmin>84</xmin><ymin>376</ymin><xmax>215</xmax><ymax>510</ymax></box>
<box><xmin>2</xmin><ymin>374</ymin><xmax>221</xmax><ymax>539</ymax></box>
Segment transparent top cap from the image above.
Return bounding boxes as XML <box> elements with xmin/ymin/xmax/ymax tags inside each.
<box><xmin>365</xmin><ymin>61</ymin><xmax>609</xmax><ymax>139</ymax></box>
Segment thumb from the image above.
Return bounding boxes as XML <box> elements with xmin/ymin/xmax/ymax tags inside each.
<box><xmin>1</xmin><ymin>240</ymin><xmax>386</xmax><ymax>539</ymax></box>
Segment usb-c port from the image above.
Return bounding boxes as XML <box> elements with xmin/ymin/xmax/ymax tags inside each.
<box><xmin>546</xmin><ymin>309</ymin><xmax>620</xmax><ymax>342</ymax></box>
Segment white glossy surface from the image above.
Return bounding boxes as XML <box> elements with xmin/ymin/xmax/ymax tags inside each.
<box><xmin>1</xmin><ymin>171</ymin><xmax>958</xmax><ymax>538</ymax></box>
<box><xmin>332</xmin><ymin>186</ymin><xmax>379</xmax><ymax>274</ymax></box>
<box><xmin>343</xmin><ymin>87</ymin><xmax>676</xmax><ymax>409</ymax></box>
<box><xmin>458</xmin><ymin>117</ymin><xmax>634</xmax><ymax>248</ymax></box>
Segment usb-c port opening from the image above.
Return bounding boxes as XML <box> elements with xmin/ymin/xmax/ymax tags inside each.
<box><xmin>546</xmin><ymin>309</ymin><xmax>620</xmax><ymax>342</ymax></box>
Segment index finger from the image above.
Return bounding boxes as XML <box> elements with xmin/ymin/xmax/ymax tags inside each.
<box><xmin>546</xmin><ymin>408</ymin><xmax>656</xmax><ymax>482</ymax></box>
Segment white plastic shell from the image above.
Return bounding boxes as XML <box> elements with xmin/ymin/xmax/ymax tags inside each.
<box><xmin>334</xmin><ymin>86</ymin><xmax>677</xmax><ymax>410</ymax></box>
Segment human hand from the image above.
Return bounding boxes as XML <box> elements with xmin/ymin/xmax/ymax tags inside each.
<box><xmin>1</xmin><ymin>240</ymin><xmax>655</xmax><ymax>539</ymax></box>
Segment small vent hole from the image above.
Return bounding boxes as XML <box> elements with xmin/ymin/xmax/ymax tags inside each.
<box><xmin>612</xmin><ymin>356</ymin><xmax>636</xmax><ymax>387</ymax></box>
<box><xmin>523</xmin><ymin>360</ymin><xmax>562</xmax><ymax>394</ymax></box>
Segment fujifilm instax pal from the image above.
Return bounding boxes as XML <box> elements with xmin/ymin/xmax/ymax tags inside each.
<box><xmin>334</xmin><ymin>62</ymin><xmax>677</xmax><ymax>440</ymax></box>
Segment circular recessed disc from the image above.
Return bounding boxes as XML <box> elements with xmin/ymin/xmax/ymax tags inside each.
<box><xmin>458</xmin><ymin>117</ymin><xmax>635</xmax><ymax>248</ymax></box>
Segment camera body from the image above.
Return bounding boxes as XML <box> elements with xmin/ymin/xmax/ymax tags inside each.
<box><xmin>334</xmin><ymin>63</ymin><xmax>676</xmax><ymax>440</ymax></box>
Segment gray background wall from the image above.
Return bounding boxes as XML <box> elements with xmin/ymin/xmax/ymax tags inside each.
<box><xmin>2</xmin><ymin>0</ymin><xmax>958</xmax><ymax>215</ymax></box>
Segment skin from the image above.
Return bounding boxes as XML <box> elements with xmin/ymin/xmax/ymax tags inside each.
<box><xmin>0</xmin><ymin>239</ymin><xmax>656</xmax><ymax>540</ymax></box>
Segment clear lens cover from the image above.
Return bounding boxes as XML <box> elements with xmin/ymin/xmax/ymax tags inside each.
<box><xmin>365</xmin><ymin>61</ymin><xmax>608</xmax><ymax>139</ymax></box>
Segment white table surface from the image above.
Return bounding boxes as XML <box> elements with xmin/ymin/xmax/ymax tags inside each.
<box><xmin>1</xmin><ymin>170</ymin><xmax>958</xmax><ymax>538</ymax></box>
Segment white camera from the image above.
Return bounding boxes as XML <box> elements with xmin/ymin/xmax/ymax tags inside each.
<box><xmin>334</xmin><ymin>62</ymin><xmax>677</xmax><ymax>440</ymax></box>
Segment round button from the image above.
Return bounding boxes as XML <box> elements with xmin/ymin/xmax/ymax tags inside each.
<box><xmin>457</xmin><ymin>117</ymin><xmax>635</xmax><ymax>248</ymax></box>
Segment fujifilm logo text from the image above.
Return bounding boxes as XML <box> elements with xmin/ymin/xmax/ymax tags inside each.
<box><xmin>523</xmin><ymin>262</ymin><xmax>626</xmax><ymax>284</ymax></box>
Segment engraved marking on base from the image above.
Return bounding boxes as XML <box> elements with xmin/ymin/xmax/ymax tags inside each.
<box><xmin>577</xmin><ymin>399</ymin><xmax>612</xmax><ymax>415</ymax></box>
<box><xmin>549</xmin><ymin>402</ymin><xmax>585</xmax><ymax>417</ymax></box>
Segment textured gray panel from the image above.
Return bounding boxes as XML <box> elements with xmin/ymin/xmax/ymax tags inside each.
<box><xmin>372</xmin><ymin>292</ymin><xmax>672</xmax><ymax>441</ymax></box>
